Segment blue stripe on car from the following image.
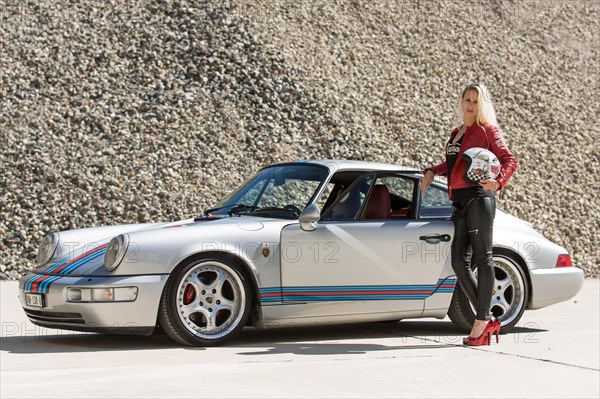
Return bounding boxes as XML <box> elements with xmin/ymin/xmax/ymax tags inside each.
<box><xmin>259</xmin><ymin>279</ymin><xmax>457</xmax><ymax>304</ymax></box>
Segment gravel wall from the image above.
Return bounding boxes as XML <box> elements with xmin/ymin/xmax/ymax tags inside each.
<box><xmin>1</xmin><ymin>0</ymin><xmax>598</xmax><ymax>279</ymax></box>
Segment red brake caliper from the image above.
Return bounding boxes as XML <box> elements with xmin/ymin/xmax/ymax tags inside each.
<box><xmin>183</xmin><ymin>284</ymin><xmax>196</xmax><ymax>305</ymax></box>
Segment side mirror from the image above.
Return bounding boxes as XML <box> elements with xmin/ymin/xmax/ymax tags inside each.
<box><xmin>298</xmin><ymin>204</ymin><xmax>320</xmax><ymax>231</ymax></box>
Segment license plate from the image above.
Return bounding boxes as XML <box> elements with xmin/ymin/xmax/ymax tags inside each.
<box><xmin>25</xmin><ymin>293</ymin><xmax>45</xmax><ymax>308</ymax></box>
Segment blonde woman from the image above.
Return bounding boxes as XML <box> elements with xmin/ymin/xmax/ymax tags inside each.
<box><xmin>421</xmin><ymin>83</ymin><xmax>518</xmax><ymax>346</ymax></box>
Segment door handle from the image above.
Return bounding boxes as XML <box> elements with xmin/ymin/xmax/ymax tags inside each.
<box><xmin>419</xmin><ymin>234</ymin><xmax>452</xmax><ymax>244</ymax></box>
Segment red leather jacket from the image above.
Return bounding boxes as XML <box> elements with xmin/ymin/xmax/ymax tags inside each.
<box><xmin>425</xmin><ymin>123</ymin><xmax>518</xmax><ymax>199</ymax></box>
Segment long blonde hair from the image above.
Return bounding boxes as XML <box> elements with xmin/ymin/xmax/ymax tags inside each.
<box><xmin>456</xmin><ymin>83</ymin><xmax>498</xmax><ymax>128</ymax></box>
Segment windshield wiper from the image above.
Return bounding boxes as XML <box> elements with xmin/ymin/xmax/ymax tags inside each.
<box><xmin>227</xmin><ymin>204</ymin><xmax>261</xmax><ymax>215</ymax></box>
<box><xmin>204</xmin><ymin>204</ymin><xmax>261</xmax><ymax>216</ymax></box>
<box><xmin>253</xmin><ymin>206</ymin><xmax>301</xmax><ymax>218</ymax></box>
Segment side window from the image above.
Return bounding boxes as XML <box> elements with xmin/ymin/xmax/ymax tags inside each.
<box><xmin>322</xmin><ymin>175</ymin><xmax>373</xmax><ymax>220</ymax></box>
<box><xmin>419</xmin><ymin>184</ymin><xmax>453</xmax><ymax>219</ymax></box>
<box><xmin>322</xmin><ymin>174</ymin><xmax>417</xmax><ymax>221</ymax></box>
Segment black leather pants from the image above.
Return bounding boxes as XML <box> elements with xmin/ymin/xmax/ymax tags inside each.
<box><xmin>451</xmin><ymin>196</ymin><xmax>496</xmax><ymax>321</ymax></box>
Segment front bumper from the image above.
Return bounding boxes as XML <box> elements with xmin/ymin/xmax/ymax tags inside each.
<box><xmin>19</xmin><ymin>273</ymin><xmax>169</xmax><ymax>335</ymax></box>
<box><xmin>529</xmin><ymin>266</ymin><xmax>585</xmax><ymax>309</ymax></box>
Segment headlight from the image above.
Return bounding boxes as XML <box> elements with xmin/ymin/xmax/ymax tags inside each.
<box><xmin>104</xmin><ymin>234</ymin><xmax>129</xmax><ymax>272</ymax></box>
<box><xmin>36</xmin><ymin>233</ymin><xmax>59</xmax><ymax>266</ymax></box>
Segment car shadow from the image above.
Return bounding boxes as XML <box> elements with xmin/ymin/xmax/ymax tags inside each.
<box><xmin>228</xmin><ymin>320</ymin><xmax>548</xmax><ymax>355</ymax></box>
<box><xmin>0</xmin><ymin>320</ymin><xmax>547</xmax><ymax>354</ymax></box>
<box><xmin>231</xmin><ymin>324</ymin><xmax>457</xmax><ymax>355</ymax></box>
<box><xmin>0</xmin><ymin>332</ymin><xmax>182</xmax><ymax>354</ymax></box>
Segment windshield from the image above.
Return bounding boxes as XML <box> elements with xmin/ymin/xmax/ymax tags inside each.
<box><xmin>206</xmin><ymin>163</ymin><xmax>329</xmax><ymax>219</ymax></box>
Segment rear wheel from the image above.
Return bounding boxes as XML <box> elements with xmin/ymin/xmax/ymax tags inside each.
<box><xmin>448</xmin><ymin>255</ymin><xmax>528</xmax><ymax>333</ymax></box>
<box><xmin>159</xmin><ymin>258</ymin><xmax>251</xmax><ymax>346</ymax></box>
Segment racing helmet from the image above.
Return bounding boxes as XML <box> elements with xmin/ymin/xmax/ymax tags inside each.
<box><xmin>462</xmin><ymin>147</ymin><xmax>501</xmax><ymax>186</ymax></box>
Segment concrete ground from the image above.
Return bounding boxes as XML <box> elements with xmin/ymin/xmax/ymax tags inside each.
<box><xmin>1</xmin><ymin>279</ymin><xmax>598</xmax><ymax>398</ymax></box>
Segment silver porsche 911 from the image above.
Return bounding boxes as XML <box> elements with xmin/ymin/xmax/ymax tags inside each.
<box><xmin>19</xmin><ymin>160</ymin><xmax>584</xmax><ymax>346</ymax></box>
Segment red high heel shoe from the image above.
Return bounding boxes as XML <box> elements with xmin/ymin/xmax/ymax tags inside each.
<box><xmin>463</xmin><ymin>319</ymin><xmax>497</xmax><ymax>346</ymax></box>
<box><xmin>466</xmin><ymin>330</ymin><xmax>490</xmax><ymax>346</ymax></box>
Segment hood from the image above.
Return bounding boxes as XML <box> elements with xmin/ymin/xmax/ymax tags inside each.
<box><xmin>34</xmin><ymin>215</ymin><xmax>267</xmax><ymax>277</ymax></box>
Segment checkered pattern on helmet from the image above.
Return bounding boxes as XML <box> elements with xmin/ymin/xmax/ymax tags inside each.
<box><xmin>466</xmin><ymin>168</ymin><xmax>490</xmax><ymax>183</ymax></box>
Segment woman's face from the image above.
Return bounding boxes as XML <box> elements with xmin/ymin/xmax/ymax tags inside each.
<box><xmin>461</xmin><ymin>89</ymin><xmax>479</xmax><ymax>120</ymax></box>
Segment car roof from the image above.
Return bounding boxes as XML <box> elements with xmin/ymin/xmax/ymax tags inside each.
<box><xmin>273</xmin><ymin>159</ymin><xmax>422</xmax><ymax>173</ymax></box>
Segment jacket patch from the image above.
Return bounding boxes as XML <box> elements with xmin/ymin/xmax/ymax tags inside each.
<box><xmin>495</xmin><ymin>137</ymin><xmax>507</xmax><ymax>148</ymax></box>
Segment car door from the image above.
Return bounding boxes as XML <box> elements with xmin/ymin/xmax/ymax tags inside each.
<box><xmin>279</xmin><ymin>172</ymin><xmax>454</xmax><ymax>319</ymax></box>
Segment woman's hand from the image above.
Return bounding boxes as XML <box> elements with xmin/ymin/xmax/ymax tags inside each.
<box><xmin>480</xmin><ymin>179</ymin><xmax>500</xmax><ymax>191</ymax></box>
<box><xmin>421</xmin><ymin>170</ymin><xmax>435</xmax><ymax>193</ymax></box>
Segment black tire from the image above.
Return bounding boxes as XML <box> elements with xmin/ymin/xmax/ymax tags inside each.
<box><xmin>151</xmin><ymin>324</ymin><xmax>167</xmax><ymax>336</ymax></box>
<box><xmin>158</xmin><ymin>258</ymin><xmax>252</xmax><ymax>346</ymax></box>
<box><xmin>448</xmin><ymin>255</ymin><xmax>529</xmax><ymax>334</ymax></box>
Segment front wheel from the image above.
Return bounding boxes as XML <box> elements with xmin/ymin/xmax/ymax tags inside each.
<box><xmin>158</xmin><ymin>258</ymin><xmax>252</xmax><ymax>346</ymax></box>
<box><xmin>448</xmin><ymin>255</ymin><xmax>529</xmax><ymax>333</ymax></box>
